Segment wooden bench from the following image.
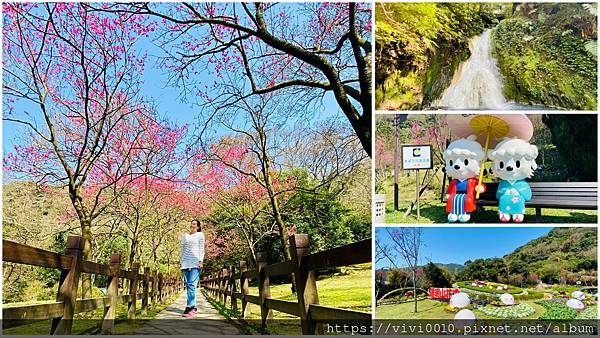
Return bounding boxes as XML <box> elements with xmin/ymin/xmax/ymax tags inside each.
<box><xmin>476</xmin><ymin>182</ymin><xmax>598</xmax><ymax>221</ymax></box>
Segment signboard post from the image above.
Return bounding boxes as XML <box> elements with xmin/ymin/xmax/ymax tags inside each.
<box><xmin>401</xmin><ymin>145</ymin><xmax>433</xmax><ymax>219</ymax></box>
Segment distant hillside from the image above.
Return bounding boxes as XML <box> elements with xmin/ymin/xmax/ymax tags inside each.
<box><xmin>504</xmin><ymin>227</ymin><xmax>597</xmax><ymax>278</ymax></box>
<box><xmin>3</xmin><ymin>181</ymin><xmax>76</xmax><ymax>246</ymax></box>
<box><xmin>378</xmin><ymin>263</ymin><xmax>465</xmax><ymax>274</ymax></box>
<box><xmin>435</xmin><ymin>263</ymin><xmax>465</xmax><ymax>274</ymax></box>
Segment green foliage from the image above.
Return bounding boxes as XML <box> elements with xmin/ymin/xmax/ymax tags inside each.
<box><xmin>492</xmin><ymin>4</ymin><xmax>597</xmax><ymax>109</ymax></box>
<box><xmin>457</xmin><ymin>258</ymin><xmax>509</xmax><ymax>283</ymax></box>
<box><xmin>387</xmin><ymin>268</ymin><xmax>411</xmax><ymax>289</ymax></box>
<box><xmin>282</xmin><ymin>190</ymin><xmax>354</xmax><ymax>251</ymax></box>
<box><xmin>37</xmin><ymin>231</ymin><xmax>68</xmax><ymax>287</ymax></box>
<box><xmin>537</xmin><ymin>301</ymin><xmax>578</xmax><ymax>320</ymax></box>
<box><xmin>514</xmin><ymin>291</ymin><xmax>545</xmax><ymax>301</ymax></box>
<box><xmin>94</xmin><ymin>235</ymin><xmax>129</xmax><ymax>287</ymax></box>
<box><xmin>21</xmin><ymin>280</ymin><xmax>57</xmax><ymax>302</ymax></box>
<box><xmin>505</xmin><ymin>228</ymin><xmax>598</xmax><ymax>285</ymax></box>
<box><xmin>577</xmin><ymin>305</ymin><xmax>598</xmax><ymax>319</ymax></box>
<box><xmin>541</xmin><ymin>115</ymin><xmax>597</xmax><ymax>181</ymax></box>
<box><xmin>375</xmin><ymin>3</ymin><xmax>500</xmax><ymax>108</ymax></box>
<box><xmin>423</xmin><ymin>262</ymin><xmax>452</xmax><ymax>288</ymax></box>
<box><xmin>2</xmin><ymin>276</ymin><xmax>27</xmax><ymax>303</ymax></box>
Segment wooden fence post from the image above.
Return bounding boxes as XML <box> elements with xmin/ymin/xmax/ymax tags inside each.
<box><xmin>222</xmin><ymin>268</ymin><xmax>229</xmax><ymax>307</ymax></box>
<box><xmin>230</xmin><ymin>265</ymin><xmax>237</xmax><ymax>311</ymax></box>
<box><xmin>50</xmin><ymin>235</ymin><xmax>84</xmax><ymax>335</ymax></box>
<box><xmin>158</xmin><ymin>273</ymin><xmax>163</xmax><ymax>303</ymax></box>
<box><xmin>167</xmin><ymin>276</ymin><xmax>171</xmax><ymax>297</ymax></box>
<box><xmin>256</xmin><ymin>251</ymin><xmax>272</xmax><ymax>333</ymax></box>
<box><xmin>142</xmin><ymin>267</ymin><xmax>150</xmax><ymax>315</ymax></box>
<box><xmin>213</xmin><ymin>271</ymin><xmax>218</xmax><ymax>300</ymax></box>
<box><xmin>128</xmin><ymin>263</ymin><xmax>139</xmax><ymax>319</ymax></box>
<box><xmin>213</xmin><ymin>273</ymin><xmax>217</xmax><ymax>298</ymax></box>
<box><xmin>102</xmin><ymin>253</ymin><xmax>121</xmax><ymax>334</ymax></box>
<box><xmin>240</xmin><ymin>261</ymin><xmax>249</xmax><ymax>318</ymax></box>
<box><xmin>290</xmin><ymin>234</ymin><xmax>321</xmax><ymax>335</ymax></box>
<box><xmin>151</xmin><ymin>270</ymin><xmax>157</xmax><ymax>307</ymax></box>
<box><xmin>166</xmin><ymin>276</ymin><xmax>170</xmax><ymax>298</ymax></box>
<box><xmin>217</xmin><ymin>270</ymin><xmax>223</xmax><ymax>303</ymax></box>
<box><xmin>207</xmin><ymin>273</ymin><xmax>211</xmax><ymax>296</ymax></box>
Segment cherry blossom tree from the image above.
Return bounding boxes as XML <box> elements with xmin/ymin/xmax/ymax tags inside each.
<box><xmin>194</xmin><ymin>140</ymin><xmax>286</xmax><ymax>263</ymax></box>
<box><xmin>102</xmin><ymin>117</ymin><xmax>189</xmax><ymax>268</ymax></box>
<box><xmin>3</xmin><ymin>2</ymin><xmax>158</xmax><ymax>297</ymax></box>
<box><xmin>99</xmin><ymin>2</ymin><xmax>372</xmax><ymax>156</ymax></box>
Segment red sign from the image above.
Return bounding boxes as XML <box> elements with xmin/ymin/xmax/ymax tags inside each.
<box><xmin>429</xmin><ymin>287</ymin><xmax>460</xmax><ymax>299</ymax></box>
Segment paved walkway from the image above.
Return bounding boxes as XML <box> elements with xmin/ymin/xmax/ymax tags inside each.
<box><xmin>136</xmin><ymin>290</ymin><xmax>240</xmax><ymax>335</ymax></box>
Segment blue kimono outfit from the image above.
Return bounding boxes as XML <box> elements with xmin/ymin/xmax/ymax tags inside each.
<box><xmin>451</xmin><ymin>180</ymin><xmax>468</xmax><ymax>215</ymax></box>
<box><xmin>496</xmin><ymin>179</ymin><xmax>532</xmax><ymax>215</ymax></box>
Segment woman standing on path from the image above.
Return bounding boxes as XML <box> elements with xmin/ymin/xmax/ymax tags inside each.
<box><xmin>180</xmin><ymin>219</ymin><xmax>205</xmax><ymax>317</ymax></box>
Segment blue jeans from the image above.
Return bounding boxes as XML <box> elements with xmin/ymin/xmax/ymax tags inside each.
<box><xmin>181</xmin><ymin>268</ymin><xmax>201</xmax><ymax>308</ymax></box>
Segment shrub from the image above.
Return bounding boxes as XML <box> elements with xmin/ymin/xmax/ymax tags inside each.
<box><xmin>515</xmin><ymin>291</ymin><xmax>545</xmax><ymax>301</ymax></box>
<box><xmin>21</xmin><ymin>280</ymin><xmax>56</xmax><ymax>303</ymax></box>
<box><xmin>576</xmin><ymin>305</ymin><xmax>598</xmax><ymax>320</ymax></box>
<box><xmin>537</xmin><ymin>301</ymin><xmax>578</xmax><ymax>320</ymax></box>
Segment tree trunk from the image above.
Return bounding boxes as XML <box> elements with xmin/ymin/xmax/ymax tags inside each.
<box><xmin>261</xmin><ymin>153</ymin><xmax>296</xmax><ymax>293</ymax></box>
<box><xmin>129</xmin><ymin>237</ymin><xmax>138</xmax><ymax>269</ymax></box>
<box><xmin>69</xmin><ymin>187</ymin><xmax>94</xmax><ymax>299</ymax></box>
<box><xmin>81</xmin><ymin>218</ymin><xmax>93</xmax><ymax>299</ymax></box>
<box><xmin>413</xmin><ymin>270</ymin><xmax>418</xmax><ymax>313</ymax></box>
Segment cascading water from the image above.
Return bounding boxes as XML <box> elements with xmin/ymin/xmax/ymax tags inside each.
<box><xmin>435</xmin><ymin>29</ymin><xmax>508</xmax><ymax>109</ymax></box>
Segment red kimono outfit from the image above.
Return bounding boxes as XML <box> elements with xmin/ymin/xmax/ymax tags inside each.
<box><xmin>446</xmin><ymin>178</ymin><xmax>486</xmax><ymax>214</ymax></box>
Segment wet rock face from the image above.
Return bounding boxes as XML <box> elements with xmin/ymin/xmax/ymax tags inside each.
<box><xmin>434</xmin><ymin>30</ymin><xmax>508</xmax><ymax>110</ymax></box>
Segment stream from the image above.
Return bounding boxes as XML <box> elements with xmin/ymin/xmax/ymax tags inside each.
<box><xmin>431</xmin><ymin>29</ymin><xmax>549</xmax><ymax>110</ymax></box>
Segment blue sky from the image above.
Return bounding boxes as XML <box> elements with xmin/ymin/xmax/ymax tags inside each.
<box><xmin>2</xmin><ymin>4</ymin><xmax>343</xmax><ymax>154</ymax></box>
<box><xmin>376</xmin><ymin>227</ymin><xmax>553</xmax><ymax>269</ymax></box>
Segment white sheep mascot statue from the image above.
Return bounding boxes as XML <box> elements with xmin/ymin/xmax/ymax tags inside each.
<box><xmin>443</xmin><ymin>135</ymin><xmax>486</xmax><ymax>223</ymax></box>
<box><xmin>488</xmin><ymin>137</ymin><xmax>538</xmax><ymax>223</ymax></box>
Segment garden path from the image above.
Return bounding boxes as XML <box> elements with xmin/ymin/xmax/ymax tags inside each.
<box><xmin>136</xmin><ymin>289</ymin><xmax>240</xmax><ymax>335</ymax></box>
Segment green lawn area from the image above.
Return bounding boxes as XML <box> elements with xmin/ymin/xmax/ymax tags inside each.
<box><xmin>456</xmin><ymin>281</ymin><xmax>522</xmax><ymax>295</ymax></box>
<box><xmin>375</xmin><ymin>299</ymin><xmax>548</xmax><ymax>320</ymax></box>
<box><xmin>206</xmin><ymin>263</ymin><xmax>372</xmax><ymax>335</ymax></box>
<box><xmin>3</xmin><ymin>294</ymin><xmax>179</xmax><ymax>335</ymax></box>
<box><xmin>381</xmin><ymin>175</ymin><xmax>597</xmax><ymax>224</ymax></box>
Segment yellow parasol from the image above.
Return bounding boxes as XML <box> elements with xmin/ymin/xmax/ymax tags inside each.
<box><xmin>446</xmin><ymin>114</ymin><xmax>534</xmax><ymax>199</ymax></box>
<box><xmin>469</xmin><ymin>116</ymin><xmax>510</xmax><ymax>198</ymax></box>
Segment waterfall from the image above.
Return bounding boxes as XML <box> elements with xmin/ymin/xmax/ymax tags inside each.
<box><xmin>436</xmin><ymin>29</ymin><xmax>508</xmax><ymax>109</ymax></box>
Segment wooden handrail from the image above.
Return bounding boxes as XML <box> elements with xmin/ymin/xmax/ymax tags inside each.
<box><xmin>201</xmin><ymin>234</ymin><xmax>372</xmax><ymax>335</ymax></box>
<box><xmin>2</xmin><ymin>237</ymin><xmax>184</xmax><ymax>334</ymax></box>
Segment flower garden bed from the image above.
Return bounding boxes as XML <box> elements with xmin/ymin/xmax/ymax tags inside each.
<box><xmin>576</xmin><ymin>305</ymin><xmax>598</xmax><ymax>320</ymax></box>
<box><xmin>477</xmin><ymin>303</ymin><xmax>535</xmax><ymax>319</ymax></box>
<box><xmin>457</xmin><ymin>281</ymin><xmax>523</xmax><ymax>295</ymax></box>
<box><xmin>537</xmin><ymin>301</ymin><xmax>578</xmax><ymax>320</ymax></box>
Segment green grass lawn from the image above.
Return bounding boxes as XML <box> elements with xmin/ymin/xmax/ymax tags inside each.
<box><xmin>206</xmin><ymin>263</ymin><xmax>372</xmax><ymax>335</ymax></box>
<box><xmin>381</xmin><ymin>175</ymin><xmax>597</xmax><ymax>224</ymax></box>
<box><xmin>3</xmin><ymin>294</ymin><xmax>179</xmax><ymax>335</ymax></box>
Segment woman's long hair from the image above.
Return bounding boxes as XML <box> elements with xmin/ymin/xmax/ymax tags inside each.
<box><xmin>192</xmin><ymin>219</ymin><xmax>202</xmax><ymax>232</ymax></box>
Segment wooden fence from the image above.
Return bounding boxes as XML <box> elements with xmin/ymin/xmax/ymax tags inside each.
<box><xmin>2</xmin><ymin>235</ymin><xmax>183</xmax><ymax>334</ymax></box>
<box><xmin>202</xmin><ymin>234</ymin><xmax>372</xmax><ymax>334</ymax></box>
